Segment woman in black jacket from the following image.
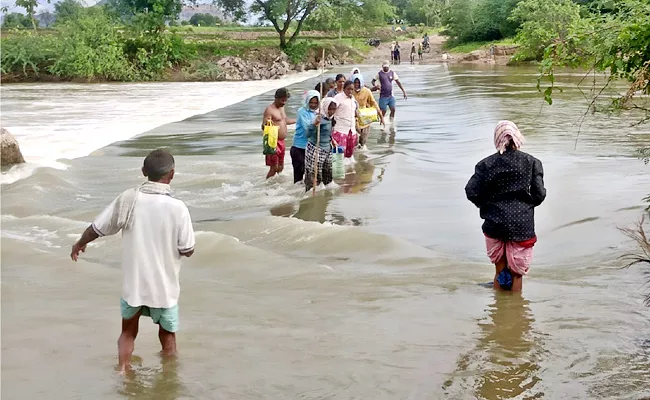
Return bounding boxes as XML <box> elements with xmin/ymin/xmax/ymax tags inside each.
<box><xmin>465</xmin><ymin>121</ymin><xmax>546</xmax><ymax>292</ymax></box>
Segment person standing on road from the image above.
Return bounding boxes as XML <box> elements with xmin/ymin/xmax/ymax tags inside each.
<box><xmin>410</xmin><ymin>42</ymin><xmax>417</xmax><ymax>63</ymax></box>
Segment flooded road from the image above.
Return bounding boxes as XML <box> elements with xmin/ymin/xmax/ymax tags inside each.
<box><xmin>2</xmin><ymin>64</ymin><xmax>649</xmax><ymax>399</ymax></box>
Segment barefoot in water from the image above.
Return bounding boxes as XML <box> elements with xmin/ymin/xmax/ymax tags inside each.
<box><xmin>116</xmin><ymin>355</ymin><xmax>142</xmax><ymax>374</ymax></box>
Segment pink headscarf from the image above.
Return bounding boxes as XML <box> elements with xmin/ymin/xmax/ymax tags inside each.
<box><xmin>494</xmin><ymin>120</ymin><xmax>525</xmax><ymax>154</ymax></box>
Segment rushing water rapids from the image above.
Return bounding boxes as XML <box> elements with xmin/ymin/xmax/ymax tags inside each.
<box><xmin>2</xmin><ymin>64</ymin><xmax>650</xmax><ymax>399</ymax></box>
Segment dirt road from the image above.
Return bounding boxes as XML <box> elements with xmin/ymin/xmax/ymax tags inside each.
<box><xmin>363</xmin><ymin>34</ymin><xmax>446</xmax><ymax>65</ymax></box>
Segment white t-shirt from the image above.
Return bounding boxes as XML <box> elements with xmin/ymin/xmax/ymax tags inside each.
<box><xmin>92</xmin><ymin>191</ymin><xmax>195</xmax><ymax>308</ymax></box>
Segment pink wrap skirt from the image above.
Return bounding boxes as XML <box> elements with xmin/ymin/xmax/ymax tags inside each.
<box><xmin>485</xmin><ymin>235</ymin><xmax>537</xmax><ymax>276</ymax></box>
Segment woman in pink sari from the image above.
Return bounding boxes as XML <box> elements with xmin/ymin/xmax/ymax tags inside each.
<box><xmin>465</xmin><ymin>121</ymin><xmax>546</xmax><ymax>291</ymax></box>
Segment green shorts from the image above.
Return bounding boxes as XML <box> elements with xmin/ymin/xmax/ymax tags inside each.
<box><xmin>120</xmin><ymin>298</ymin><xmax>179</xmax><ymax>333</ymax></box>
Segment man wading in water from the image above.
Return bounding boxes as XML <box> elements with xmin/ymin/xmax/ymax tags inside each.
<box><xmin>262</xmin><ymin>88</ymin><xmax>296</xmax><ymax>179</ymax></box>
<box><xmin>465</xmin><ymin>121</ymin><xmax>546</xmax><ymax>292</ymax></box>
<box><xmin>70</xmin><ymin>149</ymin><xmax>196</xmax><ymax>372</ymax></box>
<box><xmin>371</xmin><ymin>61</ymin><xmax>407</xmax><ymax>122</ymax></box>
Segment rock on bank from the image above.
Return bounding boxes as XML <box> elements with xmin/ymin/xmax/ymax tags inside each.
<box><xmin>1</xmin><ymin>128</ymin><xmax>26</xmax><ymax>166</ymax></box>
<box><xmin>185</xmin><ymin>46</ymin><xmax>354</xmax><ymax>82</ymax></box>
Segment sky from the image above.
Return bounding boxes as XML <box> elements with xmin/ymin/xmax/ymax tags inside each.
<box><xmin>1</xmin><ymin>0</ymin><xmax>91</xmax><ymax>13</ymax></box>
<box><xmin>0</xmin><ymin>0</ymin><xmax>233</xmax><ymax>14</ymax></box>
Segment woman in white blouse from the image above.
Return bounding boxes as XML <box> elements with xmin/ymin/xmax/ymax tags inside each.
<box><xmin>333</xmin><ymin>80</ymin><xmax>359</xmax><ymax>163</ymax></box>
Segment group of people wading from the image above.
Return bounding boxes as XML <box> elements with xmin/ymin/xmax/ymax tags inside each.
<box><xmin>70</xmin><ymin>61</ymin><xmax>546</xmax><ymax>373</ymax></box>
<box><xmin>262</xmin><ymin>62</ymin><xmax>407</xmax><ymax>191</ymax></box>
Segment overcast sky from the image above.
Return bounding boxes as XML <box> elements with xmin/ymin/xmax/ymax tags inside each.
<box><xmin>1</xmin><ymin>0</ymin><xmax>234</xmax><ymax>14</ymax></box>
<box><xmin>1</xmin><ymin>0</ymin><xmax>91</xmax><ymax>13</ymax></box>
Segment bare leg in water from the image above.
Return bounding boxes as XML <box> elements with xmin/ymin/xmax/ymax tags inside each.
<box><xmin>266</xmin><ymin>164</ymin><xmax>279</xmax><ymax>179</ymax></box>
<box><xmin>118</xmin><ymin>311</ymin><xmax>141</xmax><ymax>372</ymax></box>
<box><xmin>493</xmin><ymin>255</ymin><xmax>523</xmax><ymax>292</ymax></box>
<box><xmin>158</xmin><ymin>325</ymin><xmax>177</xmax><ymax>357</ymax></box>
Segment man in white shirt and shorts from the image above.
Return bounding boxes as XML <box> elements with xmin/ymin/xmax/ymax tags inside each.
<box><xmin>71</xmin><ymin>149</ymin><xmax>195</xmax><ymax>372</ymax></box>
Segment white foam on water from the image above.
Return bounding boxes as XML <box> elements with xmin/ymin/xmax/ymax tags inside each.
<box><xmin>0</xmin><ymin>71</ymin><xmax>320</xmax><ymax>185</ymax></box>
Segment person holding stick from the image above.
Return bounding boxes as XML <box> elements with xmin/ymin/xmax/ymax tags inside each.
<box><xmin>305</xmin><ymin>98</ymin><xmax>337</xmax><ymax>192</ymax></box>
<box><xmin>291</xmin><ymin>89</ymin><xmax>321</xmax><ymax>184</ymax></box>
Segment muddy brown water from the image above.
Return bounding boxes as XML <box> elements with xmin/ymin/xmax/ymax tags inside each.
<box><xmin>2</xmin><ymin>64</ymin><xmax>649</xmax><ymax>399</ymax></box>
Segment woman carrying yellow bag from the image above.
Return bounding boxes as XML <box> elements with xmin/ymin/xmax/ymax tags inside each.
<box><xmin>351</xmin><ymin>73</ymin><xmax>384</xmax><ymax>150</ymax></box>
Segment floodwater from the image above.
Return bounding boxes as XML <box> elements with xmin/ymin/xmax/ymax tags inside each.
<box><xmin>2</xmin><ymin>64</ymin><xmax>650</xmax><ymax>399</ymax></box>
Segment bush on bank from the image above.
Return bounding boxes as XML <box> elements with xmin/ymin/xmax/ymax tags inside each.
<box><xmin>1</xmin><ymin>8</ymin><xmax>198</xmax><ymax>81</ymax></box>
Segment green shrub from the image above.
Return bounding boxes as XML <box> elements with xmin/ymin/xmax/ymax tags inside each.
<box><xmin>49</xmin><ymin>11</ymin><xmax>135</xmax><ymax>80</ymax></box>
<box><xmin>1</xmin><ymin>31</ymin><xmax>58</xmax><ymax>76</ymax></box>
<box><xmin>509</xmin><ymin>0</ymin><xmax>583</xmax><ymax>61</ymax></box>
<box><xmin>284</xmin><ymin>40</ymin><xmax>312</xmax><ymax>64</ymax></box>
<box><xmin>441</xmin><ymin>0</ymin><xmax>521</xmax><ymax>44</ymax></box>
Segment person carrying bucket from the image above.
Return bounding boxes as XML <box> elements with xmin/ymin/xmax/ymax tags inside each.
<box><xmin>305</xmin><ymin>98</ymin><xmax>338</xmax><ymax>192</ymax></box>
<box><xmin>333</xmin><ymin>80</ymin><xmax>359</xmax><ymax>164</ymax></box>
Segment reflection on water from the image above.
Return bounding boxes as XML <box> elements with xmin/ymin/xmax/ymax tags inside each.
<box><xmin>118</xmin><ymin>356</ymin><xmax>182</xmax><ymax>400</ymax></box>
<box><xmin>293</xmin><ymin>191</ymin><xmax>334</xmax><ymax>223</ymax></box>
<box><xmin>271</xmin><ymin>150</ymin><xmax>378</xmax><ymax>225</ymax></box>
<box><xmin>445</xmin><ymin>293</ymin><xmax>544</xmax><ymax>399</ymax></box>
<box><xmin>341</xmin><ymin>152</ymin><xmax>376</xmax><ymax>195</ymax></box>
<box><xmin>377</xmin><ymin>125</ymin><xmax>397</xmax><ymax>146</ymax></box>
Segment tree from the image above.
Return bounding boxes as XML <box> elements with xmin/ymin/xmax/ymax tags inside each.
<box><xmin>14</xmin><ymin>0</ymin><xmax>50</xmax><ymax>30</ymax></box>
<box><xmin>54</xmin><ymin>0</ymin><xmax>84</xmax><ymax>24</ymax></box>
<box><xmin>517</xmin><ymin>0</ymin><xmax>649</xmax><ymax>209</ymax></box>
<box><xmin>360</xmin><ymin>0</ymin><xmax>396</xmax><ymax>24</ymax></box>
<box><xmin>38</xmin><ymin>10</ymin><xmax>55</xmax><ymax>27</ymax></box>
<box><xmin>215</xmin><ymin>0</ymin><xmax>319</xmax><ymax>48</ymax></box>
<box><xmin>307</xmin><ymin>0</ymin><xmax>395</xmax><ymax>31</ymax></box>
<box><xmin>441</xmin><ymin>0</ymin><xmax>522</xmax><ymax>43</ymax></box>
<box><xmin>106</xmin><ymin>0</ymin><xmax>183</xmax><ymax>30</ymax></box>
<box><xmin>404</xmin><ymin>0</ymin><xmax>447</xmax><ymax>26</ymax></box>
<box><xmin>441</xmin><ymin>0</ymin><xmax>478</xmax><ymax>42</ymax></box>
<box><xmin>509</xmin><ymin>0</ymin><xmax>583</xmax><ymax>61</ymax></box>
<box><xmin>189</xmin><ymin>12</ymin><xmax>219</xmax><ymax>26</ymax></box>
<box><xmin>1</xmin><ymin>12</ymin><xmax>33</xmax><ymax>28</ymax></box>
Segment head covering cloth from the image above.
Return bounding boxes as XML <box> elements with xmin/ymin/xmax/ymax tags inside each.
<box><xmin>320</xmin><ymin>97</ymin><xmax>338</xmax><ymax>117</ymax></box>
<box><xmin>302</xmin><ymin>89</ymin><xmax>321</xmax><ymax>110</ymax></box>
<box><xmin>494</xmin><ymin>120</ymin><xmax>525</xmax><ymax>154</ymax></box>
<box><xmin>350</xmin><ymin>73</ymin><xmax>364</xmax><ymax>92</ymax></box>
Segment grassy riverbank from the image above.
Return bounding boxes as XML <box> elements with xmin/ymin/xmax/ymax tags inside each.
<box><xmin>443</xmin><ymin>38</ymin><xmax>516</xmax><ymax>55</ymax></box>
<box><xmin>0</xmin><ymin>23</ymin><xmax>378</xmax><ymax>84</ymax></box>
